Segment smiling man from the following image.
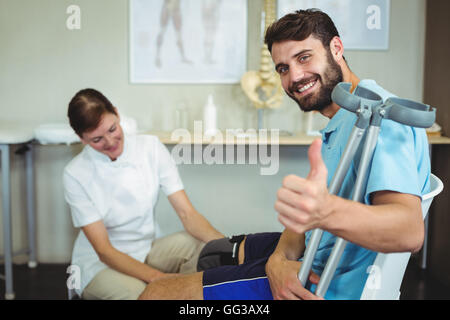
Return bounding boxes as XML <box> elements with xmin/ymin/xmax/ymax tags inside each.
<box><xmin>138</xmin><ymin>9</ymin><xmax>430</xmax><ymax>300</ymax></box>
<box><xmin>265</xmin><ymin>9</ymin><xmax>430</xmax><ymax>300</ymax></box>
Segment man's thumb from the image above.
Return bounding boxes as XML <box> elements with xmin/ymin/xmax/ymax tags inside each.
<box><xmin>307</xmin><ymin>139</ymin><xmax>327</xmax><ymax>181</ymax></box>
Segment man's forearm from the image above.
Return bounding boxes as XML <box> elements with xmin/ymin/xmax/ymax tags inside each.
<box><xmin>265</xmin><ymin>229</ymin><xmax>317</xmax><ymax>300</ymax></box>
<box><xmin>272</xmin><ymin>229</ymin><xmax>305</xmax><ymax>261</ymax></box>
<box><xmin>320</xmin><ymin>193</ymin><xmax>424</xmax><ymax>253</ymax></box>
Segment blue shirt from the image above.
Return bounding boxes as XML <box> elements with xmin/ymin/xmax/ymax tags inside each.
<box><xmin>304</xmin><ymin>79</ymin><xmax>431</xmax><ymax>299</ymax></box>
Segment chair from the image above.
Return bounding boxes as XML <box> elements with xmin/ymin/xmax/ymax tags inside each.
<box><xmin>360</xmin><ymin>173</ymin><xmax>444</xmax><ymax>300</ymax></box>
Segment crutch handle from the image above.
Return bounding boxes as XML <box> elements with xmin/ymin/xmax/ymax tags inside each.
<box><xmin>331</xmin><ymin>82</ymin><xmax>383</xmax><ymax>114</ymax></box>
<box><xmin>382</xmin><ymin>97</ymin><xmax>436</xmax><ymax>129</ymax></box>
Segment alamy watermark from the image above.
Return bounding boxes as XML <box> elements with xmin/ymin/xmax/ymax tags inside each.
<box><xmin>66</xmin><ymin>264</ymin><xmax>81</xmax><ymax>291</ymax></box>
<box><xmin>170</xmin><ymin>121</ymin><xmax>280</xmax><ymax>176</ymax></box>
<box><xmin>365</xmin><ymin>265</ymin><xmax>382</xmax><ymax>290</ymax></box>
<box><xmin>66</xmin><ymin>5</ymin><xmax>81</xmax><ymax>30</ymax></box>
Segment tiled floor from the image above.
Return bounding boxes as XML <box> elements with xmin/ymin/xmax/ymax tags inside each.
<box><xmin>1</xmin><ymin>254</ymin><xmax>450</xmax><ymax>300</ymax></box>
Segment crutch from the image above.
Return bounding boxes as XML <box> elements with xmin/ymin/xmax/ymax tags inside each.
<box><xmin>298</xmin><ymin>82</ymin><xmax>436</xmax><ymax>298</ymax></box>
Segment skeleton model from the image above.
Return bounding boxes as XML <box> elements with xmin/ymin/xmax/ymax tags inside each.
<box><xmin>241</xmin><ymin>0</ymin><xmax>284</xmax><ymax>129</ymax></box>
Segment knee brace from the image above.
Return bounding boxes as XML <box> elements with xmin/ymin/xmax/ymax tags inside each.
<box><xmin>197</xmin><ymin>235</ymin><xmax>246</xmax><ymax>272</ymax></box>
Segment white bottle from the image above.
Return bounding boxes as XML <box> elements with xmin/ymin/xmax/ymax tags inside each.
<box><xmin>203</xmin><ymin>94</ymin><xmax>219</xmax><ymax>137</ymax></box>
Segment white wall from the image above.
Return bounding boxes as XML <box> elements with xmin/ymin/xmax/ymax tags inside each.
<box><xmin>0</xmin><ymin>0</ymin><xmax>427</xmax><ymax>263</ymax></box>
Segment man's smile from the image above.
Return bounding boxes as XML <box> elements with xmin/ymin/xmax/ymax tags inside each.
<box><xmin>290</xmin><ymin>76</ymin><xmax>320</xmax><ymax>98</ymax></box>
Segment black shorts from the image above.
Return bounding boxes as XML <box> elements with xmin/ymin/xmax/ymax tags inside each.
<box><xmin>202</xmin><ymin>232</ymin><xmax>281</xmax><ymax>300</ymax></box>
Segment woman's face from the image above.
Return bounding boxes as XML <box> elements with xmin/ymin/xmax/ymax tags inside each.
<box><xmin>81</xmin><ymin>112</ymin><xmax>124</xmax><ymax>161</ymax></box>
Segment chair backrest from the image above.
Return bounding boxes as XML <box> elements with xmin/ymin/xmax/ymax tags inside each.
<box><xmin>360</xmin><ymin>174</ymin><xmax>444</xmax><ymax>300</ymax></box>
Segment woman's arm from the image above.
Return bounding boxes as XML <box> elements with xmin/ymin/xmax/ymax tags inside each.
<box><xmin>168</xmin><ymin>190</ymin><xmax>224</xmax><ymax>243</ymax></box>
<box><xmin>82</xmin><ymin>220</ymin><xmax>167</xmax><ymax>283</ymax></box>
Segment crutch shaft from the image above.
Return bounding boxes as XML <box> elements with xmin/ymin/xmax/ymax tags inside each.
<box><xmin>298</xmin><ymin>125</ymin><xmax>368</xmax><ymax>286</ymax></box>
<box><xmin>315</xmin><ymin>238</ymin><xmax>347</xmax><ymax>297</ymax></box>
<box><xmin>315</xmin><ymin>125</ymin><xmax>381</xmax><ymax>297</ymax></box>
<box><xmin>298</xmin><ymin>229</ymin><xmax>323</xmax><ymax>286</ymax></box>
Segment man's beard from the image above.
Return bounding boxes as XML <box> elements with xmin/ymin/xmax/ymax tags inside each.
<box><xmin>287</xmin><ymin>51</ymin><xmax>343</xmax><ymax>112</ymax></box>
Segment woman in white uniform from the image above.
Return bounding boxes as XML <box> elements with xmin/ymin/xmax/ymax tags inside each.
<box><xmin>63</xmin><ymin>88</ymin><xmax>224</xmax><ymax>299</ymax></box>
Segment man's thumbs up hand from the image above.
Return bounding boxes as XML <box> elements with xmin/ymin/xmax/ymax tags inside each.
<box><xmin>275</xmin><ymin>139</ymin><xmax>333</xmax><ymax>234</ymax></box>
<box><xmin>307</xmin><ymin>139</ymin><xmax>328</xmax><ymax>183</ymax></box>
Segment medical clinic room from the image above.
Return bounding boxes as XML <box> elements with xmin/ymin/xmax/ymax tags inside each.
<box><xmin>1</xmin><ymin>0</ymin><xmax>450</xmax><ymax>306</ymax></box>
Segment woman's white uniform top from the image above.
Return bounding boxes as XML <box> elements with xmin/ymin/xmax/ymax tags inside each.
<box><xmin>63</xmin><ymin>134</ymin><xmax>184</xmax><ymax>295</ymax></box>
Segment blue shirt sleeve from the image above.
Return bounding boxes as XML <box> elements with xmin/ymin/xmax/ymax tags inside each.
<box><xmin>364</xmin><ymin>119</ymin><xmax>430</xmax><ymax>204</ymax></box>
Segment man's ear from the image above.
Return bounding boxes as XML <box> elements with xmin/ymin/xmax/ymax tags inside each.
<box><xmin>329</xmin><ymin>36</ymin><xmax>344</xmax><ymax>63</ymax></box>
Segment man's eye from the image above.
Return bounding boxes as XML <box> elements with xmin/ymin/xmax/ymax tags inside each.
<box><xmin>277</xmin><ymin>66</ymin><xmax>288</xmax><ymax>74</ymax></box>
<box><xmin>93</xmin><ymin>138</ymin><xmax>102</xmax><ymax>143</ymax></box>
<box><xmin>299</xmin><ymin>55</ymin><xmax>310</xmax><ymax>62</ymax></box>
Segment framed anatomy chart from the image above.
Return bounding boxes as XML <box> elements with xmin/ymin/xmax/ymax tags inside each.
<box><xmin>130</xmin><ymin>0</ymin><xmax>248</xmax><ymax>84</ymax></box>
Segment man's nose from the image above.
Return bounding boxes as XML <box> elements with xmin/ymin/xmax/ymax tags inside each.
<box><xmin>290</xmin><ymin>66</ymin><xmax>305</xmax><ymax>84</ymax></box>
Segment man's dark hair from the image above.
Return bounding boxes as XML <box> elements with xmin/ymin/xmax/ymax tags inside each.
<box><xmin>265</xmin><ymin>9</ymin><xmax>341</xmax><ymax>53</ymax></box>
<box><xmin>68</xmin><ymin>88</ymin><xmax>118</xmax><ymax>137</ymax></box>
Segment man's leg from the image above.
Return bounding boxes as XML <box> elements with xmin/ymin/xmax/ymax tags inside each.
<box><xmin>241</xmin><ymin>232</ymin><xmax>281</xmax><ymax>263</ymax></box>
<box><xmin>138</xmin><ymin>272</ymin><xmax>204</xmax><ymax>300</ymax></box>
<box><xmin>202</xmin><ymin>257</ymin><xmax>274</xmax><ymax>300</ymax></box>
<box><xmin>139</xmin><ymin>232</ymin><xmax>206</xmax><ymax>300</ymax></box>
<box><xmin>138</xmin><ymin>258</ymin><xmax>274</xmax><ymax>300</ymax></box>
<box><xmin>139</xmin><ymin>232</ymin><xmax>282</xmax><ymax>300</ymax></box>
<box><xmin>198</xmin><ymin>232</ymin><xmax>281</xmax><ymax>270</ymax></box>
